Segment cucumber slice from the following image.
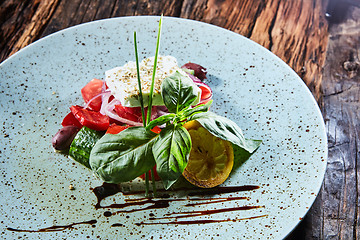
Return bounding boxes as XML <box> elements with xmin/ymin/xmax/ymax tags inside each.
<box><xmin>69</xmin><ymin>127</ymin><xmax>104</xmax><ymax>169</ymax></box>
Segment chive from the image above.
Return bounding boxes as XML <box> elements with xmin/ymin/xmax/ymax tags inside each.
<box><xmin>145</xmin><ymin>172</ymin><xmax>150</xmax><ymax>198</ymax></box>
<box><xmin>134</xmin><ymin>31</ymin><xmax>146</xmax><ymax>127</ymax></box>
<box><xmin>150</xmin><ymin>169</ymin><xmax>157</xmax><ymax>197</ymax></box>
<box><xmin>146</xmin><ymin>14</ymin><xmax>163</xmax><ymax>125</ymax></box>
<box><xmin>134</xmin><ymin>15</ymin><xmax>163</xmax><ymax>197</ymax></box>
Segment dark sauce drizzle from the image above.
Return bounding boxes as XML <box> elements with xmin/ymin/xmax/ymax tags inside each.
<box><xmin>92</xmin><ymin>183</ymin><xmax>259</xmax><ymax>207</ymax></box>
<box><xmin>132</xmin><ymin>214</ymin><xmax>268</xmax><ymax>226</ymax></box>
<box><xmin>159</xmin><ymin>205</ymin><xmax>264</xmax><ymax>220</ymax></box>
<box><xmin>93</xmin><ymin>183</ymin><xmax>265</xmax><ymax>225</ymax></box>
<box><xmin>7</xmin><ymin>183</ymin><xmax>262</xmax><ymax>232</ymax></box>
<box><xmin>6</xmin><ymin>220</ymin><xmax>97</xmax><ymax>233</ymax></box>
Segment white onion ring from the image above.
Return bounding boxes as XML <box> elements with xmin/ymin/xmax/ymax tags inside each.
<box><xmin>99</xmin><ymin>91</ymin><xmax>112</xmax><ymax>115</ymax></box>
<box><xmin>84</xmin><ymin>91</ymin><xmax>110</xmax><ymax>109</ymax></box>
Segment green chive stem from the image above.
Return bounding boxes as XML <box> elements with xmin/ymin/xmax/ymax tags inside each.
<box><xmin>150</xmin><ymin>169</ymin><xmax>157</xmax><ymax>197</ymax></box>
<box><xmin>134</xmin><ymin>31</ymin><xmax>146</xmax><ymax>127</ymax></box>
<box><xmin>145</xmin><ymin>172</ymin><xmax>150</xmax><ymax>198</ymax></box>
<box><xmin>146</xmin><ymin>14</ymin><xmax>163</xmax><ymax>125</ymax></box>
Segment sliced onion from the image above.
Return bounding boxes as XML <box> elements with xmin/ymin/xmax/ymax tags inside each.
<box><xmin>155</xmin><ymin>105</ymin><xmax>169</xmax><ymax>116</ymax></box>
<box><xmin>103</xmin><ymin>98</ymin><xmax>144</xmax><ymax>126</ymax></box>
<box><xmin>186</xmin><ymin>72</ymin><xmax>202</xmax><ymax>83</ymax></box>
<box><xmin>84</xmin><ymin>91</ymin><xmax>110</xmax><ymax>109</ymax></box>
<box><xmin>99</xmin><ymin>91</ymin><xmax>112</xmax><ymax>115</ymax></box>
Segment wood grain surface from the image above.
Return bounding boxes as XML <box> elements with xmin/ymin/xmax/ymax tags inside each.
<box><xmin>1</xmin><ymin>0</ymin><xmax>359</xmax><ymax>239</ymax></box>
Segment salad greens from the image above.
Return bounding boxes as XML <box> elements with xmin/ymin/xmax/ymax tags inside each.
<box><xmin>90</xmin><ymin>127</ymin><xmax>157</xmax><ymax>183</ymax></box>
<box><xmin>89</xmin><ymin>66</ymin><xmax>261</xmax><ymax>189</ymax></box>
<box><xmin>68</xmin><ymin>15</ymin><xmax>261</xmax><ymax>193</ymax></box>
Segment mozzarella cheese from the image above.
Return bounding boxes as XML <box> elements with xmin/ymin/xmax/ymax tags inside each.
<box><xmin>105</xmin><ymin>55</ymin><xmax>201</xmax><ymax>107</ymax></box>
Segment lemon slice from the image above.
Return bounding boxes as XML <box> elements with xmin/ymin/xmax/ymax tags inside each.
<box><xmin>182</xmin><ymin>120</ymin><xmax>234</xmax><ymax>188</ymax></box>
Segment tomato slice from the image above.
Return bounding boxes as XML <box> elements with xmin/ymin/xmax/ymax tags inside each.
<box><xmin>151</xmin><ymin>126</ymin><xmax>161</xmax><ymax>134</ymax></box>
<box><xmin>61</xmin><ymin>112</ymin><xmax>82</xmax><ymax>128</ymax></box>
<box><xmin>81</xmin><ymin>79</ymin><xmax>103</xmax><ymax>111</ymax></box>
<box><xmin>106</xmin><ymin>124</ymin><xmax>129</xmax><ymax>134</ymax></box>
<box><xmin>114</xmin><ymin>104</ymin><xmax>143</xmax><ymax>122</ymax></box>
<box><xmin>70</xmin><ymin>105</ymin><xmax>109</xmax><ymax>131</ymax></box>
<box><xmin>199</xmin><ymin>85</ymin><xmax>212</xmax><ymax>100</ymax></box>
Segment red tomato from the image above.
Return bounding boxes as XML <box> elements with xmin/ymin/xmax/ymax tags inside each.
<box><xmin>70</xmin><ymin>105</ymin><xmax>109</xmax><ymax>131</ymax></box>
<box><xmin>114</xmin><ymin>104</ymin><xmax>143</xmax><ymax>122</ymax></box>
<box><xmin>61</xmin><ymin>112</ymin><xmax>82</xmax><ymax>129</ymax></box>
<box><xmin>139</xmin><ymin>166</ymin><xmax>161</xmax><ymax>181</ymax></box>
<box><xmin>199</xmin><ymin>85</ymin><xmax>212</xmax><ymax>100</ymax></box>
<box><xmin>106</xmin><ymin>124</ymin><xmax>129</xmax><ymax>134</ymax></box>
<box><xmin>151</xmin><ymin>126</ymin><xmax>161</xmax><ymax>134</ymax></box>
<box><xmin>81</xmin><ymin>79</ymin><xmax>103</xmax><ymax>111</ymax></box>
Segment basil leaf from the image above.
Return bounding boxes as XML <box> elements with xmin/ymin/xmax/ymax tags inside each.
<box><xmin>232</xmin><ymin>144</ymin><xmax>252</xmax><ymax>170</ymax></box>
<box><xmin>146</xmin><ymin>113</ymin><xmax>175</xmax><ymax>131</ymax></box>
<box><xmin>189</xmin><ymin>112</ymin><xmax>261</xmax><ymax>153</ymax></box>
<box><xmin>89</xmin><ymin>127</ymin><xmax>157</xmax><ymax>183</ymax></box>
<box><xmin>176</xmin><ymin>100</ymin><xmax>212</xmax><ymax>122</ymax></box>
<box><xmin>152</xmin><ymin>124</ymin><xmax>191</xmax><ymax>189</ymax></box>
<box><xmin>161</xmin><ymin>71</ymin><xmax>200</xmax><ymax>113</ymax></box>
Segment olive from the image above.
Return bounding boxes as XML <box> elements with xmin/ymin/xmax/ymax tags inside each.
<box><xmin>52</xmin><ymin>126</ymin><xmax>80</xmax><ymax>152</ymax></box>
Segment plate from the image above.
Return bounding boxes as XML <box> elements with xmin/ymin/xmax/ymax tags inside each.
<box><xmin>0</xmin><ymin>16</ymin><xmax>327</xmax><ymax>239</ymax></box>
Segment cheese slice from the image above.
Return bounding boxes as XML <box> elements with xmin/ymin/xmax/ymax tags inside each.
<box><xmin>105</xmin><ymin>55</ymin><xmax>201</xmax><ymax>107</ymax></box>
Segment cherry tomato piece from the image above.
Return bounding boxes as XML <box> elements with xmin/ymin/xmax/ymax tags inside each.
<box><xmin>151</xmin><ymin>126</ymin><xmax>161</xmax><ymax>134</ymax></box>
<box><xmin>61</xmin><ymin>112</ymin><xmax>83</xmax><ymax>128</ymax></box>
<box><xmin>114</xmin><ymin>104</ymin><xmax>143</xmax><ymax>122</ymax></box>
<box><xmin>199</xmin><ymin>85</ymin><xmax>212</xmax><ymax>100</ymax></box>
<box><xmin>106</xmin><ymin>124</ymin><xmax>129</xmax><ymax>134</ymax></box>
<box><xmin>70</xmin><ymin>105</ymin><xmax>109</xmax><ymax>131</ymax></box>
<box><xmin>81</xmin><ymin>79</ymin><xmax>103</xmax><ymax>111</ymax></box>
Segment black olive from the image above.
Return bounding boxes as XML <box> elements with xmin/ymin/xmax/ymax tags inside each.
<box><xmin>52</xmin><ymin>126</ymin><xmax>80</xmax><ymax>152</ymax></box>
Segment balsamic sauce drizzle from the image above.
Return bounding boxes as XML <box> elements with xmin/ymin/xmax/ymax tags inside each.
<box><xmin>93</xmin><ymin>183</ymin><xmax>265</xmax><ymax>224</ymax></box>
<box><xmin>6</xmin><ymin>220</ymin><xmax>97</xmax><ymax>233</ymax></box>
<box><xmin>131</xmin><ymin>214</ymin><xmax>268</xmax><ymax>226</ymax></box>
<box><xmin>159</xmin><ymin>206</ymin><xmax>264</xmax><ymax>220</ymax></box>
<box><xmin>7</xmin><ymin>183</ymin><xmax>263</xmax><ymax>232</ymax></box>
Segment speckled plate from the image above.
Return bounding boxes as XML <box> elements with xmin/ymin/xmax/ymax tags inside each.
<box><xmin>0</xmin><ymin>16</ymin><xmax>327</xmax><ymax>239</ymax></box>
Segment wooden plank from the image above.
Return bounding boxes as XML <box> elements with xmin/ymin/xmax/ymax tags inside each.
<box><xmin>298</xmin><ymin>2</ymin><xmax>360</xmax><ymax>239</ymax></box>
<box><xmin>252</xmin><ymin>0</ymin><xmax>328</xmax><ymax>100</ymax></box>
<box><xmin>180</xmin><ymin>0</ymin><xmax>264</xmax><ymax>37</ymax></box>
<box><xmin>180</xmin><ymin>0</ymin><xmax>328</xmax><ymax>101</ymax></box>
<box><xmin>0</xmin><ymin>0</ymin><xmax>60</xmax><ymax>61</ymax></box>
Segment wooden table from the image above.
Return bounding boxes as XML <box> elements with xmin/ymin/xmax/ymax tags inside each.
<box><xmin>1</xmin><ymin>0</ymin><xmax>359</xmax><ymax>239</ymax></box>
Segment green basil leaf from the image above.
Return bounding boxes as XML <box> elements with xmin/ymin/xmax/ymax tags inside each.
<box><xmin>177</xmin><ymin>100</ymin><xmax>213</xmax><ymax>122</ymax></box>
<box><xmin>89</xmin><ymin>127</ymin><xmax>157</xmax><ymax>183</ymax></box>
<box><xmin>189</xmin><ymin>112</ymin><xmax>261</xmax><ymax>153</ymax></box>
<box><xmin>161</xmin><ymin>71</ymin><xmax>200</xmax><ymax>113</ymax></box>
<box><xmin>146</xmin><ymin>113</ymin><xmax>175</xmax><ymax>131</ymax></box>
<box><xmin>232</xmin><ymin>144</ymin><xmax>252</xmax><ymax>170</ymax></box>
<box><xmin>152</xmin><ymin>124</ymin><xmax>191</xmax><ymax>189</ymax></box>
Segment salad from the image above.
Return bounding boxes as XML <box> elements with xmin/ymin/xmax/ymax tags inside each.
<box><xmin>52</xmin><ymin>16</ymin><xmax>261</xmax><ymax>196</ymax></box>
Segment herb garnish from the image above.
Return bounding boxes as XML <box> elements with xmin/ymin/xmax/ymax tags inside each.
<box><xmin>89</xmin><ymin>16</ymin><xmax>261</xmax><ymax>194</ymax></box>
